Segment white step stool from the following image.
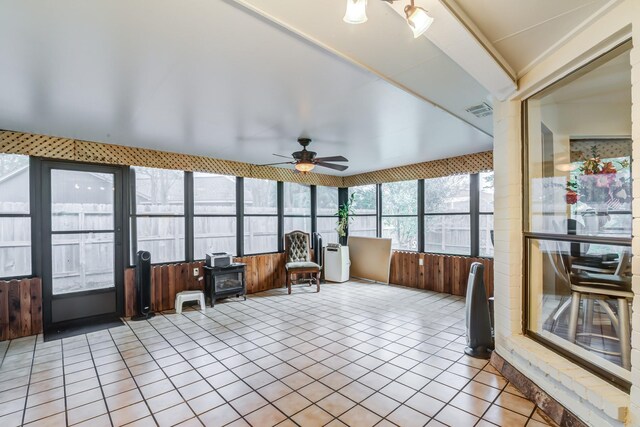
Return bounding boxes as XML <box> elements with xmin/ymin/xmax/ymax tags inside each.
<box><xmin>175</xmin><ymin>290</ymin><xmax>205</xmax><ymax>314</ymax></box>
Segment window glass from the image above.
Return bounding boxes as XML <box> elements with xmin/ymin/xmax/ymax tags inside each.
<box><xmin>245</xmin><ymin>178</ymin><xmax>277</xmax><ymax>215</ymax></box>
<box><xmin>284</xmin><ymin>217</ymin><xmax>311</xmax><ymax>234</ymax></box>
<box><xmin>525</xmin><ymin>47</ymin><xmax>632</xmax><ymax>379</ymax></box>
<box><xmin>136</xmin><ymin>217</ymin><xmax>185</xmax><ymax>263</ymax></box>
<box><xmin>479</xmin><ymin>215</ymin><xmax>494</xmax><ymax>257</ymax></box>
<box><xmin>51</xmin><ymin>170</ymin><xmax>114</xmax><ymax>231</ymax></box>
<box><xmin>317</xmin><ymin>217</ymin><xmax>339</xmax><ymax>244</ymax></box>
<box><xmin>0</xmin><ymin>154</ymin><xmax>31</xmax><ymax>277</ymax></box>
<box><xmin>0</xmin><ymin>217</ymin><xmax>31</xmax><ymax>277</ymax></box>
<box><xmin>0</xmin><ymin>154</ymin><xmax>29</xmax><ymax>213</ymax></box>
<box><xmin>134</xmin><ymin>167</ymin><xmax>184</xmax><ymax>215</ymax></box>
<box><xmin>194</xmin><ymin>217</ymin><xmax>236</xmax><ymax>259</ymax></box>
<box><xmin>193</xmin><ymin>172</ymin><xmax>236</xmax><ymax>215</ymax></box>
<box><xmin>382</xmin><ymin>217</ymin><xmax>418</xmax><ymax>250</ymax></box>
<box><xmin>348</xmin><ymin>216</ymin><xmax>376</xmax><ymax>238</ymax></box>
<box><xmin>424</xmin><ymin>215</ymin><xmax>471</xmax><ymax>255</ymax></box>
<box><xmin>283</xmin><ymin>182</ymin><xmax>310</xmax><ymax>216</ymax></box>
<box><xmin>425</xmin><ymin>175</ymin><xmax>470</xmax><ymax>213</ymax></box>
<box><xmin>479</xmin><ymin>172</ymin><xmax>494</xmax><ymax>212</ymax></box>
<box><xmin>349</xmin><ymin>185</ymin><xmax>376</xmax><ymax>215</ymax></box>
<box><xmin>244</xmin><ymin>216</ymin><xmax>278</xmax><ymax>254</ymax></box>
<box><xmin>317</xmin><ymin>186</ymin><xmax>338</xmax><ymax>216</ymax></box>
<box><xmin>381</xmin><ymin>181</ymin><xmax>417</xmax><ymax>215</ymax></box>
<box><xmin>52</xmin><ymin>233</ymin><xmax>114</xmax><ymax>294</ymax></box>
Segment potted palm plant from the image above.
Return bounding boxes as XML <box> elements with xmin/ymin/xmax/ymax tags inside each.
<box><xmin>336</xmin><ymin>193</ymin><xmax>355</xmax><ymax>246</ymax></box>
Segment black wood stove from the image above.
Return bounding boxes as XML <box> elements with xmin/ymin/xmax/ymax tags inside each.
<box><xmin>203</xmin><ymin>263</ymin><xmax>247</xmax><ymax>306</ymax></box>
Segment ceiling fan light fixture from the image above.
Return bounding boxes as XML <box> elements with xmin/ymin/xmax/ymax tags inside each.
<box><xmin>343</xmin><ymin>0</ymin><xmax>368</xmax><ymax>24</ymax></box>
<box><xmin>295</xmin><ymin>161</ymin><xmax>315</xmax><ymax>173</ymax></box>
<box><xmin>404</xmin><ymin>2</ymin><xmax>433</xmax><ymax>38</ymax></box>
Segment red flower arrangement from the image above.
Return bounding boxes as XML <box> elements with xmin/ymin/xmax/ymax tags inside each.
<box><xmin>566</xmin><ymin>146</ymin><xmax>629</xmax><ymax>207</ymax></box>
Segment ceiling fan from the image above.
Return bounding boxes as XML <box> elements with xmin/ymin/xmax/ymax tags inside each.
<box><xmin>261</xmin><ymin>138</ymin><xmax>349</xmax><ymax>173</ymax></box>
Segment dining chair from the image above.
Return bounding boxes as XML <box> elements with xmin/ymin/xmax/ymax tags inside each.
<box><xmin>545</xmin><ymin>241</ymin><xmax>632</xmax><ymax>369</ymax></box>
<box><xmin>284</xmin><ymin>230</ymin><xmax>321</xmax><ymax>295</ymax></box>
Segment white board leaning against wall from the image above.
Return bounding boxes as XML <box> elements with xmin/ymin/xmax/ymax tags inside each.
<box><xmin>348</xmin><ymin>236</ymin><xmax>392</xmax><ymax>284</ymax></box>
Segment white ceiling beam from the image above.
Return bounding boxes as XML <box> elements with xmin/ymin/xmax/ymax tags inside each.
<box><xmin>385</xmin><ymin>0</ymin><xmax>517</xmax><ymax>100</ymax></box>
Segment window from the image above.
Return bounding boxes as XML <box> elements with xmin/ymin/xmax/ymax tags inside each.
<box><xmin>424</xmin><ymin>175</ymin><xmax>470</xmax><ymax>255</ymax></box>
<box><xmin>479</xmin><ymin>172</ymin><xmax>494</xmax><ymax>257</ymax></box>
<box><xmin>524</xmin><ymin>45</ymin><xmax>632</xmax><ymax>384</ymax></box>
<box><xmin>244</xmin><ymin>178</ymin><xmax>278</xmax><ymax>254</ymax></box>
<box><xmin>381</xmin><ymin>181</ymin><xmax>418</xmax><ymax>250</ymax></box>
<box><xmin>317</xmin><ymin>186</ymin><xmax>339</xmax><ymax>244</ymax></box>
<box><xmin>132</xmin><ymin>167</ymin><xmax>185</xmax><ymax>264</ymax></box>
<box><xmin>193</xmin><ymin>172</ymin><xmax>236</xmax><ymax>258</ymax></box>
<box><xmin>348</xmin><ymin>185</ymin><xmax>377</xmax><ymax>237</ymax></box>
<box><xmin>283</xmin><ymin>182</ymin><xmax>311</xmax><ymax>233</ymax></box>
<box><xmin>0</xmin><ymin>154</ymin><xmax>31</xmax><ymax>277</ymax></box>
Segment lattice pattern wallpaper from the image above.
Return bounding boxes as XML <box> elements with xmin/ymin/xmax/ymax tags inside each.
<box><xmin>570</xmin><ymin>139</ymin><xmax>631</xmax><ymax>162</ymax></box>
<box><xmin>342</xmin><ymin>151</ymin><xmax>493</xmax><ymax>186</ymax></box>
<box><xmin>0</xmin><ymin>130</ymin><xmax>493</xmax><ymax>186</ymax></box>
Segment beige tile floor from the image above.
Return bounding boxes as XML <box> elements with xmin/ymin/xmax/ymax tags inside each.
<box><xmin>0</xmin><ymin>281</ymin><xmax>557</xmax><ymax>427</ymax></box>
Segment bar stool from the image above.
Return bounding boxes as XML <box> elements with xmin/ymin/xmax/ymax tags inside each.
<box><xmin>547</xmin><ymin>244</ymin><xmax>632</xmax><ymax>369</ymax></box>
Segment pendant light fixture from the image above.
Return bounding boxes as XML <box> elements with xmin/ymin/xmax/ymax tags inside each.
<box><xmin>343</xmin><ymin>0</ymin><xmax>368</xmax><ymax>24</ymax></box>
<box><xmin>404</xmin><ymin>0</ymin><xmax>433</xmax><ymax>38</ymax></box>
<box><xmin>295</xmin><ymin>160</ymin><xmax>315</xmax><ymax>173</ymax></box>
<box><xmin>343</xmin><ymin>0</ymin><xmax>433</xmax><ymax>37</ymax></box>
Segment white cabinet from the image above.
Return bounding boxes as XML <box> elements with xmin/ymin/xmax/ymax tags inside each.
<box><xmin>323</xmin><ymin>245</ymin><xmax>350</xmax><ymax>283</ymax></box>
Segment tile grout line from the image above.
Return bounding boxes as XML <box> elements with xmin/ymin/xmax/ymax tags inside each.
<box><xmin>83</xmin><ymin>333</ymin><xmax>116</xmax><ymax>427</ymax></box>
<box><xmin>19</xmin><ymin>336</ymin><xmax>39</xmax><ymax>426</ymax></box>
<box><xmin>2</xmin><ymin>283</ymin><xmax>557</xmax><ymax>427</ymax></box>
<box><xmin>106</xmin><ymin>326</ymin><xmax>161</xmax><ymax>426</ymax></box>
<box><xmin>173</xmin><ymin>291</ymin><xmax>471</xmax><ymax>425</ymax></box>
<box><xmin>131</xmin><ymin>312</ymin><xmax>266</xmax><ymax>426</ymax></box>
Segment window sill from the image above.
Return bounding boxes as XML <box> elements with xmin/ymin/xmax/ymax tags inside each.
<box><xmin>497</xmin><ymin>335</ymin><xmax>629</xmax><ymax>424</ymax></box>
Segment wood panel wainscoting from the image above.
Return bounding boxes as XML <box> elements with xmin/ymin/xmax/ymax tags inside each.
<box><xmin>124</xmin><ymin>253</ymin><xmax>287</xmax><ymax>317</ymax></box>
<box><xmin>0</xmin><ymin>278</ymin><xmax>43</xmax><ymax>341</ymax></box>
<box><xmin>389</xmin><ymin>251</ymin><xmax>494</xmax><ymax>297</ymax></box>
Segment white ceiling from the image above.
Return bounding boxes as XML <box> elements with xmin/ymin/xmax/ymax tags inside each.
<box><xmin>452</xmin><ymin>0</ymin><xmax>613</xmax><ymax>76</ymax></box>
<box><xmin>540</xmin><ymin>51</ymin><xmax>631</xmax><ymax>137</ymax></box>
<box><xmin>0</xmin><ymin>0</ymin><xmax>615</xmax><ymax>176</ymax></box>
<box><xmin>0</xmin><ymin>0</ymin><xmax>494</xmax><ymax>176</ymax></box>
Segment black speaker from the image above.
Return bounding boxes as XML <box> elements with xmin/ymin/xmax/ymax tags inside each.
<box><xmin>131</xmin><ymin>250</ymin><xmax>154</xmax><ymax>321</ymax></box>
<box><xmin>312</xmin><ymin>232</ymin><xmax>324</xmax><ymax>282</ymax></box>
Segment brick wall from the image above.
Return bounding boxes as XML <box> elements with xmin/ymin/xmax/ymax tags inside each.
<box><xmin>492</xmin><ymin>1</ymin><xmax>639</xmax><ymax>425</ymax></box>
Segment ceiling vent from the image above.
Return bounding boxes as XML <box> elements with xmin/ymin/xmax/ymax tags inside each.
<box><xmin>465</xmin><ymin>102</ymin><xmax>493</xmax><ymax>118</ymax></box>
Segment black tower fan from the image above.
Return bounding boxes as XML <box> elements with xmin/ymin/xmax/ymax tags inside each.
<box><xmin>464</xmin><ymin>262</ymin><xmax>493</xmax><ymax>358</ymax></box>
<box><xmin>132</xmin><ymin>250</ymin><xmax>155</xmax><ymax>321</ymax></box>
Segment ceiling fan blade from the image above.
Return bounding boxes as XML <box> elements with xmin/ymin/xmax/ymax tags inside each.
<box><xmin>258</xmin><ymin>161</ymin><xmax>295</xmax><ymax>166</ymax></box>
<box><xmin>314</xmin><ymin>155</ymin><xmax>348</xmax><ymax>162</ymax></box>
<box><xmin>272</xmin><ymin>153</ymin><xmax>293</xmax><ymax>159</ymax></box>
<box><xmin>315</xmin><ymin>162</ymin><xmax>349</xmax><ymax>171</ymax></box>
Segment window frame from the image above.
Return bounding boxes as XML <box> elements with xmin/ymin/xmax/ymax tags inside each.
<box><xmin>422</xmin><ymin>174</ymin><xmax>483</xmax><ymax>257</ymax></box>
<box><xmin>347</xmin><ymin>184</ymin><xmax>379</xmax><ymax>239</ymax></box>
<box><xmin>242</xmin><ymin>177</ymin><xmax>281</xmax><ymax>256</ymax></box>
<box><xmin>283</xmin><ymin>181</ymin><xmax>312</xmax><ymax>235</ymax></box>
<box><xmin>0</xmin><ymin>153</ymin><xmax>33</xmax><ymax>279</ymax></box>
<box><xmin>521</xmin><ymin>40</ymin><xmax>633</xmax><ymax>391</ymax></box>
<box><xmin>129</xmin><ymin>167</ymin><xmax>187</xmax><ymax>266</ymax></box>
<box><xmin>192</xmin><ymin>172</ymin><xmax>238</xmax><ymax>259</ymax></box>
<box><xmin>380</xmin><ymin>180</ymin><xmax>419</xmax><ymax>251</ymax></box>
<box><xmin>316</xmin><ymin>186</ymin><xmax>340</xmax><ymax>245</ymax></box>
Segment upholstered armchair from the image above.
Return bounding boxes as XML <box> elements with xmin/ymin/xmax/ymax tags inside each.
<box><xmin>284</xmin><ymin>230</ymin><xmax>321</xmax><ymax>294</ymax></box>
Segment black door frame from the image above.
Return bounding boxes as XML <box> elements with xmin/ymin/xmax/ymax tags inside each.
<box><xmin>40</xmin><ymin>160</ymin><xmax>128</xmax><ymax>333</ymax></box>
